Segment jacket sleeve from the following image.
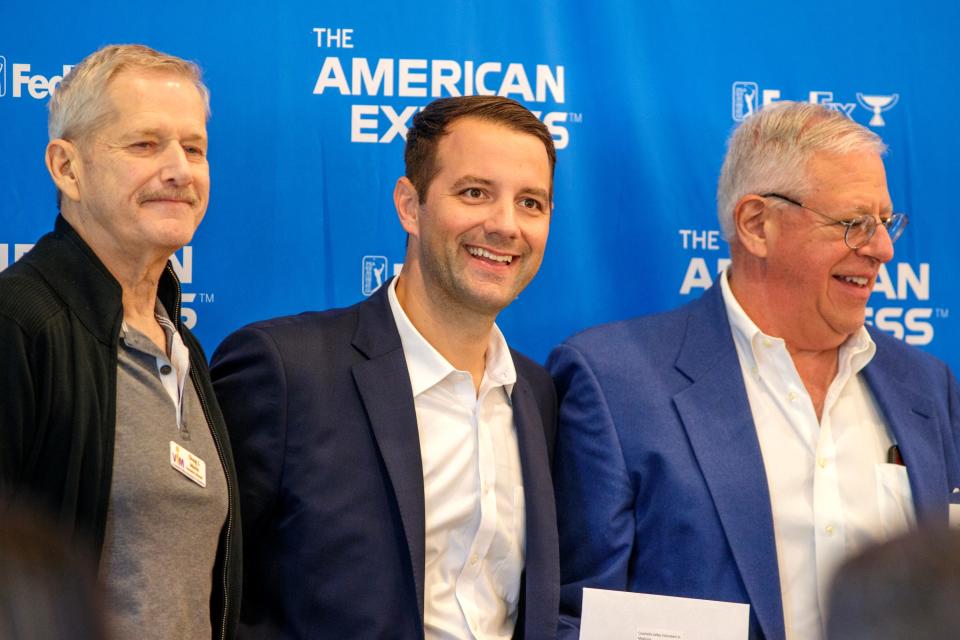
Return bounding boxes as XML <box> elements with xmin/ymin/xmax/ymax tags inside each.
<box><xmin>943</xmin><ymin>364</ymin><xmax>960</xmax><ymax>495</ymax></box>
<box><xmin>547</xmin><ymin>342</ymin><xmax>636</xmax><ymax>640</ymax></box>
<box><xmin>210</xmin><ymin>325</ymin><xmax>288</xmax><ymax>605</ymax></box>
<box><xmin>0</xmin><ymin>314</ymin><xmax>35</xmax><ymax>493</ymax></box>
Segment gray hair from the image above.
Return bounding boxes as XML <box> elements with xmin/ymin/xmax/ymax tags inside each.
<box><xmin>48</xmin><ymin>43</ymin><xmax>210</xmax><ymax>142</ymax></box>
<box><xmin>716</xmin><ymin>101</ymin><xmax>886</xmax><ymax>240</ymax></box>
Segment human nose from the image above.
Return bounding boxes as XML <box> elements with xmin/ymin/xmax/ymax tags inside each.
<box><xmin>483</xmin><ymin>198</ymin><xmax>520</xmax><ymax>238</ymax></box>
<box><xmin>856</xmin><ymin>218</ymin><xmax>895</xmax><ymax>263</ymax></box>
<box><xmin>158</xmin><ymin>142</ymin><xmax>193</xmax><ymax>186</ymax></box>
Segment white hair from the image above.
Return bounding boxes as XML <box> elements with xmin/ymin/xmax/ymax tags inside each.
<box><xmin>48</xmin><ymin>43</ymin><xmax>209</xmax><ymax>142</ymax></box>
<box><xmin>716</xmin><ymin>101</ymin><xmax>886</xmax><ymax>240</ymax></box>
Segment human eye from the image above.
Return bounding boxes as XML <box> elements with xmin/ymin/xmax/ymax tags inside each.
<box><xmin>183</xmin><ymin>144</ymin><xmax>206</xmax><ymax>158</ymax></box>
<box><xmin>459</xmin><ymin>187</ymin><xmax>486</xmax><ymax>200</ymax></box>
<box><xmin>128</xmin><ymin>140</ymin><xmax>157</xmax><ymax>152</ymax></box>
<box><xmin>518</xmin><ymin>196</ymin><xmax>545</xmax><ymax>211</ymax></box>
<box><xmin>839</xmin><ymin>215</ymin><xmax>867</xmax><ymax>229</ymax></box>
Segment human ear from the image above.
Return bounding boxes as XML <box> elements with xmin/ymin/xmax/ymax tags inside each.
<box><xmin>45</xmin><ymin>139</ymin><xmax>82</xmax><ymax>203</ymax></box>
<box><xmin>393</xmin><ymin>177</ymin><xmax>421</xmax><ymax>237</ymax></box>
<box><xmin>733</xmin><ymin>195</ymin><xmax>769</xmax><ymax>258</ymax></box>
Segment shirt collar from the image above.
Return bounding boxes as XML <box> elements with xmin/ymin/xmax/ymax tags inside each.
<box><xmin>120</xmin><ymin>299</ymin><xmax>173</xmax><ymax>354</ymax></box>
<box><xmin>119</xmin><ymin>300</ymin><xmax>192</xmax><ymax>379</ymax></box>
<box><xmin>719</xmin><ymin>267</ymin><xmax>876</xmax><ymax>377</ymax></box>
<box><xmin>387</xmin><ymin>278</ymin><xmax>516</xmax><ymax>398</ymax></box>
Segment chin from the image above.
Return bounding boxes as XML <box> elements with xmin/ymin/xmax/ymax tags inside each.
<box><xmin>456</xmin><ymin>287</ymin><xmax>515</xmax><ymax>317</ymax></box>
<box><xmin>828</xmin><ymin>317</ymin><xmax>868</xmax><ymax>341</ymax></box>
<box><xmin>153</xmin><ymin>218</ymin><xmax>200</xmax><ymax>243</ymax></box>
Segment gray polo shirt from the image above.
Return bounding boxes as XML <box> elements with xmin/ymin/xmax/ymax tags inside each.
<box><xmin>99</xmin><ymin>303</ymin><xmax>228</xmax><ymax>639</ymax></box>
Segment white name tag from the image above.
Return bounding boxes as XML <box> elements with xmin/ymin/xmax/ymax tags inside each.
<box><xmin>170</xmin><ymin>441</ymin><xmax>207</xmax><ymax>487</ymax></box>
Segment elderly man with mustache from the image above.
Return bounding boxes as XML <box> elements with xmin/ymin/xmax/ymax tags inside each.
<box><xmin>0</xmin><ymin>44</ymin><xmax>241</xmax><ymax>640</ymax></box>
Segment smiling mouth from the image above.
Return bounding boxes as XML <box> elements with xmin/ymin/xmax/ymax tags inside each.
<box><xmin>835</xmin><ymin>275</ymin><xmax>870</xmax><ymax>287</ymax></box>
<box><xmin>467</xmin><ymin>246</ymin><xmax>514</xmax><ymax>264</ymax></box>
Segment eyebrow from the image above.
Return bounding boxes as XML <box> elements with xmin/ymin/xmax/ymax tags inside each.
<box><xmin>124</xmin><ymin>128</ymin><xmax>207</xmax><ymax>142</ymax></box>
<box><xmin>852</xmin><ymin>203</ymin><xmax>894</xmax><ymax>216</ymax></box>
<box><xmin>450</xmin><ymin>175</ymin><xmax>549</xmax><ymax>199</ymax></box>
<box><xmin>451</xmin><ymin>175</ymin><xmax>494</xmax><ymax>190</ymax></box>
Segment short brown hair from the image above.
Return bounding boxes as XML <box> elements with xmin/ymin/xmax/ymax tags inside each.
<box><xmin>404</xmin><ymin>95</ymin><xmax>556</xmax><ymax>202</ymax></box>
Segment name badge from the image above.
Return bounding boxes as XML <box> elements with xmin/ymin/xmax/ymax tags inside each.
<box><xmin>170</xmin><ymin>441</ymin><xmax>207</xmax><ymax>487</ymax></box>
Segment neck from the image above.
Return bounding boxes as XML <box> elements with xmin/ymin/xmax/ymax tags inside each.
<box><xmin>63</xmin><ymin>209</ymin><xmax>171</xmax><ymax>351</ymax></box>
<box><xmin>728</xmin><ymin>253</ymin><xmax>842</xmax><ymax>420</ymax></box>
<box><xmin>395</xmin><ymin>271</ymin><xmax>495</xmax><ymax>393</ymax></box>
<box><xmin>787</xmin><ymin>344</ymin><xmax>839</xmax><ymax>421</ymax></box>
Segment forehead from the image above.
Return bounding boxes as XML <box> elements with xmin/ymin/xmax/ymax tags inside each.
<box><xmin>433</xmin><ymin>117</ymin><xmax>550</xmax><ymax>181</ymax></box>
<box><xmin>99</xmin><ymin>69</ymin><xmax>207</xmax><ymax>132</ymax></box>
<box><xmin>803</xmin><ymin>150</ymin><xmax>891</xmax><ymax>207</ymax></box>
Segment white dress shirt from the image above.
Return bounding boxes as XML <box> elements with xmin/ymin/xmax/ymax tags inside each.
<box><xmin>720</xmin><ymin>269</ymin><xmax>915</xmax><ymax>640</ymax></box>
<box><xmin>388</xmin><ymin>279</ymin><xmax>525</xmax><ymax>640</ymax></box>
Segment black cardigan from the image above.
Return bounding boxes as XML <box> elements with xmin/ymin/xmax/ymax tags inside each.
<box><xmin>0</xmin><ymin>215</ymin><xmax>241</xmax><ymax>640</ymax></box>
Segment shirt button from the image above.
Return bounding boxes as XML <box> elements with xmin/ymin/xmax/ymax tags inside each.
<box><xmin>818</xmin><ymin>458</ymin><xmax>827</xmax><ymax>468</ymax></box>
<box><xmin>470</xmin><ymin>555</ymin><xmax>479</xmax><ymax>566</ymax></box>
<box><xmin>763</xmin><ymin>339</ymin><xmax>773</xmax><ymax>348</ymax></box>
<box><xmin>825</xmin><ymin>524</ymin><xmax>835</xmax><ymax>535</ymax></box>
<box><xmin>788</xmin><ymin>391</ymin><xmax>798</xmax><ymax>402</ymax></box>
<box><xmin>160</xmin><ymin>364</ymin><xmax>173</xmax><ymax>375</ymax></box>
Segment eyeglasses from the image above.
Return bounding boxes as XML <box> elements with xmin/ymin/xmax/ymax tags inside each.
<box><xmin>762</xmin><ymin>192</ymin><xmax>909</xmax><ymax>250</ymax></box>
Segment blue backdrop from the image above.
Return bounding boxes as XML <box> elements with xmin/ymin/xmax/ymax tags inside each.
<box><xmin>2</xmin><ymin>1</ymin><xmax>957</xmax><ymax>368</ymax></box>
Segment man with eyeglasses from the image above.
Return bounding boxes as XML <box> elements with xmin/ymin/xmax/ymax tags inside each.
<box><xmin>548</xmin><ymin>101</ymin><xmax>960</xmax><ymax>640</ymax></box>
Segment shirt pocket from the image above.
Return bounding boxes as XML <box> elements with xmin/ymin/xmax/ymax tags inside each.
<box><xmin>949</xmin><ymin>491</ymin><xmax>960</xmax><ymax>528</ymax></box>
<box><xmin>874</xmin><ymin>463</ymin><xmax>916</xmax><ymax>538</ymax></box>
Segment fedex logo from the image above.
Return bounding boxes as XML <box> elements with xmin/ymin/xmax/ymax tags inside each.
<box><xmin>0</xmin><ymin>59</ymin><xmax>74</xmax><ymax>99</ymax></box>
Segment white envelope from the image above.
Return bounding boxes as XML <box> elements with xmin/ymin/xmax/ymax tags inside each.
<box><xmin>579</xmin><ymin>588</ymin><xmax>750</xmax><ymax>640</ymax></box>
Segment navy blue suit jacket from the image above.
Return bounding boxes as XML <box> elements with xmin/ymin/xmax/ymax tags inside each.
<box><xmin>211</xmin><ymin>282</ymin><xmax>559</xmax><ymax>639</ymax></box>
<box><xmin>548</xmin><ymin>284</ymin><xmax>960</xmax><ymax>640</ymax></box>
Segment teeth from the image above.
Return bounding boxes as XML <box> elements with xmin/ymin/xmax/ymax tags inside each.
<box><xmin>468</xmin><ymin>246</ymin><xmax>512</xmax><ymax>263</ymax></box>
<box><xmin>841</xmin><ymin>275</ymin><xmax>869</xmax><ymax>286</ymax></box>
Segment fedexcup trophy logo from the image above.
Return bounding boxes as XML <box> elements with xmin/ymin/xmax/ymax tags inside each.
<box><xmin>856</xmin><ymin>93</ymin><xmax>899</xmax><ymax>127</ymax></box>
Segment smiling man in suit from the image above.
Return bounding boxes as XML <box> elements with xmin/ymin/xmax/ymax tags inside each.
<box><xmin>211</xmin><ymin>95</ymin><xmax>559</xmax><ymax>639</ymax></box>
<box><xmin>549</xmin><ymin>101</ymin><xmax>960</xmax><ymax>640</ymax></box>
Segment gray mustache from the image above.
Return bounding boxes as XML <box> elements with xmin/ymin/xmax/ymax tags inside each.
<box><xmin>137</xmin><ymin>189</ymin><xmax>199</xmax><ymax>206</ymax></box>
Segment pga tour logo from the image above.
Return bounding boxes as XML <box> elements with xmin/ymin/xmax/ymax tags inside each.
<box><xmin>732</xmin><ymin>81</ymin><xmax>899</xmax><ymax>127</ymax></box>
<box><xmin>362</xmin><ymin>255</ymin><xmax>388</xmax><ymax>296</ymax></box>
<box><xmin>361</xmin><ymin>255</ymin><xmax>403</xmax><ymax>296</ymax></box>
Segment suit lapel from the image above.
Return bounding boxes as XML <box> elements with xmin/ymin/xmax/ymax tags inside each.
<box><xmin>673</xmin><ymin>286</ymin><xmax>785</xmax><ymax>640</ymax></box>
<box><xmin>351</xmin><ymin>282</ymin><xmax>426</xmax><ymax>626</ymax></box>
<box><xmin>863</xmin><ymin>339</ymin><xmax>947</xmax><ymax>524</ymax></box>
<box><xmin>512</xmin><ymin>376</ymin><xmax>559</xmax><ymax>639</ymax></box>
